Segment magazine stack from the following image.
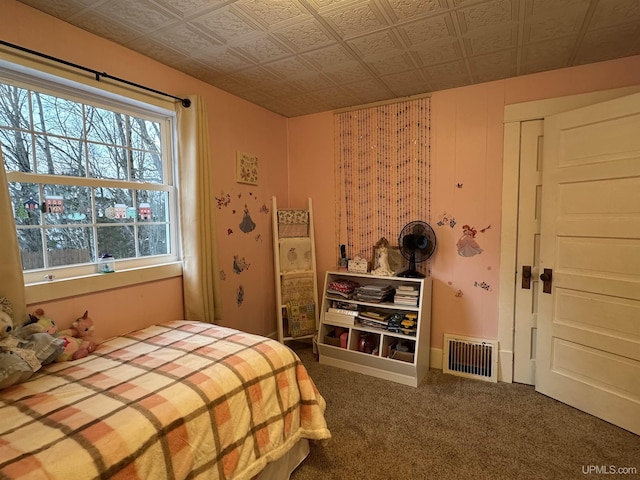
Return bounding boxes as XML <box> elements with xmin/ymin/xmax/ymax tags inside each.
<box><xmin>393</xmin><ymin>285</ymin><xmax>419</xmax><ymax>306</ymax></box>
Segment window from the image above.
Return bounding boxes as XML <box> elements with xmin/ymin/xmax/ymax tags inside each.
<box><xmin>1</xmin><ymin>66</ymin><xmax>179</xmax><ymax>286</ymax></box>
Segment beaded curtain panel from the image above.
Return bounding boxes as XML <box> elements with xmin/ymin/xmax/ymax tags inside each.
<box><xmin>334</xmin><ymin>98</ymin><xmax>431</xmax><ymax>275</ymax></box>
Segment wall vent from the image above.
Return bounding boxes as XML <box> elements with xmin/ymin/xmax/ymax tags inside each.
<box><xmin>443</xmin><ymin>334</ymin><xmax>498</xmax><ymax>383</ymax></box>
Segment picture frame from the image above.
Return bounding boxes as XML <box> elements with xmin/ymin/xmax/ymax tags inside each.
<box><xmin>371</xmin><ymin>237</ymin><xmax>403</xmax><ymax>274</ymax></box>
<box><xmin>236</xmin><ymin>151</ymin><xmax>258</xmax><ymax>185</ymax></box>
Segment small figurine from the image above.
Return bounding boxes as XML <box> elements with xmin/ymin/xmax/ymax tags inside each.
<box><xmin>373</xmin><ymin>238</ymin><xmax>394</xmax><ymax>276</ymax></box>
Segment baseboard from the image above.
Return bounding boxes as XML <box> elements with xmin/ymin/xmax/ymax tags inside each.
<box><xmin>430</xmin><ymin>347</ymin><xmax>442</xmax><ymax>370</ymax></box>
<box><xmin>498</xmin><ymin>349</ymin><xmax>513</xmax><ymax>383</ymax></box>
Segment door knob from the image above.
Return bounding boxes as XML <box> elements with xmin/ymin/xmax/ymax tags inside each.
<box><xmin>540</xmin><ymin>268</ymin><xmax>552</xmax><ymax>294</ymax></box>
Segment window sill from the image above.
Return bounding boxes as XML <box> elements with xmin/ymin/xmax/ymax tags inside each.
<box><xmin>25</xmin><ymin>262</ymin><xmax>183</xmax><ymax>304</ymax></box>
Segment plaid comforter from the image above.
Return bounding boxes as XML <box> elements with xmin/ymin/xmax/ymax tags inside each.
<box><xmin>0</xmin><ymin>321</ymin><xmax>330</xmax><ymax>480</ymax></box>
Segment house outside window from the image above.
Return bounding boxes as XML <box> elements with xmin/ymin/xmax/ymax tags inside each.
<box><xmin>0</xmin><ymin>65</ymin><xmax>179</xmax><ymax>287</ymax></box>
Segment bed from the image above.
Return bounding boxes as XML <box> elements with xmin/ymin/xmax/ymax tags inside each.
<box><xmin>0</xmin><ymin>320</ymin><xmax>331</xmax><ymax>479</ymax></box>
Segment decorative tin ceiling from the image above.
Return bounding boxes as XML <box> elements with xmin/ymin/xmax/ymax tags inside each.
<box><xmin>17</xmin><ymin>0</ymin><xmax>640</xmax><ymax>117</ymax></box>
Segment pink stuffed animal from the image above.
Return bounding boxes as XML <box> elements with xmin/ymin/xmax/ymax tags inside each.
<box><xmin>59</xmin><ymin>311</ymin><xmax>99</xmax><ymax>354</ymax></box>
<box><xmin>57</xmin><ymin>310</ymin><xmax>98</xmax><ymax>360</ymax></box>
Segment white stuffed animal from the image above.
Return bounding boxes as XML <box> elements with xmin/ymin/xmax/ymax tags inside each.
<box><xmin>0</xmin><ymin>297</ymin><xmax>63</xmax><ymax>389</ymax></box>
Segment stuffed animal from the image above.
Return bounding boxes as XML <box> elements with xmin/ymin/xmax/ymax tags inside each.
<box><xmin>0</xmin><ymin>305</ymin><xmax>13</xmax><ymax>339</ymax></box>
<box><xmin>0</xmin><ymin>298</ymin><xmax>63</xmax><ymax>389</ymax></box>
<box><xmin>59</xmin><ymin>311</ymin><xmax>99</xmax><ymax>346</ymax></box>
<box><xmin>24</xmin><ymin>309</ymin><xmax>94</xmax><ymax>362</ymax></box>
<box><xmin>59</xmin><ymin>311</ymin><xmax>98</xmax><ymax>355</ymax></box>
<box><xmin>20</xmin><ymin>309</ymin><xmax>59</xmax><ymax>336</ymax></box>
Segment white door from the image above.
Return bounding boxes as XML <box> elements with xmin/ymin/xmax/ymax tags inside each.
<box><xmin>535</xmin><ymin>93</ymin><xmax>640</xmax><ymax>435</ymax></box>
<box><xmin>513</xmin><ymin>120</ymin><xmax>543</xmax><ymax>385</ymax></box>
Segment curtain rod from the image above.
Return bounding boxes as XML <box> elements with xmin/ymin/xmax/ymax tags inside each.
<box><xmin>0</xmin><ymin>39</ymin><xmax>191</xmax><ymax>108</ymax></box>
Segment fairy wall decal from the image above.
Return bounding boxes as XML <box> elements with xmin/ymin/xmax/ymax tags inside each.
<box><xmin>456</xmin><ymin>224</ymin><xmax>483</xmax><ymax>257</ymax></box>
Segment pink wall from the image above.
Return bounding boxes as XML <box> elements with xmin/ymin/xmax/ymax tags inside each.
<box><xmin>286</xmin><ymin>113</ymin><xmax>336</xmax><ymax>293</ymax></box>
<box><xmin>2</xmin><ymin>0</ymin><xmax>289</xmax><ymax>338</ymax></box>
<box><xmin>289</xmin><ymin>54</ymin><xmax>640</xmax><ymax>349</ymax></box>
<box><xmin>31</xmin><ymin>278</ymin><xmax>185</xmax><ymax>341</ymax></box>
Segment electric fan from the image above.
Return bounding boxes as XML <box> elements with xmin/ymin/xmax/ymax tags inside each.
<box><xmin>397</xmin><ymin>220</ymin><xmax>437</xmax><ymax>278</ymax></box>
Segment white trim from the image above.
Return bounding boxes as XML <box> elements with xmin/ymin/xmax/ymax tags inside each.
<box><xmin>498</xmin><ymin>349</ymin><xmax>513</xmax><ymax>383</ymax></box>
<box><xmin>497</xmin><ymin>122</ymin><xmax>521</xmax><ymax>384</ymax></box>
<box><xmin>430</xmin><ymin>346</ymin><xmax>442</xmax><ymax>370</ymax></box>
<box><xmin>25</xmin><ymin>262</ymin><xmax>182</xmax><ymax>304</ymax></box>
<box><xmin>503</xmin><ymin>86</ymin><xmax>640</xmax><ymax>122</ymax></box>
<box><xmin>498</xmin><ymin>84</ymin><xmax>640</xmax><ymax>383</ymax></box>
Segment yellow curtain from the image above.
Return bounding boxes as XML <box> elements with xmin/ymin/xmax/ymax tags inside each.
<box><xmin>176</xmin><ymin>96</ymin><xmax>222</xmax><ymax>323</ymax></box>
<box><xmin>0</xmin><ymin>146</ymin><xmax>27</xmax><ymax>324</ymax></box>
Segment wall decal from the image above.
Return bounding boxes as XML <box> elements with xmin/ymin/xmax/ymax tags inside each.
<box><xmin>457</xmin><ymin>224</ymin><xmax>483</xmax><ymax>257</ymax></box>
<box><xmin>45</xmin><ymin>195</ymin><xmax>64</xmax><ymax>213</ymax></box>
<box><xmin>436</xmin><ymin>212</ymin><xmax>456</xmax><ymax>228</ymax></box>
<box><xmin>215</xmin><ymin>193</ymin><xmax>231</xmax><ymax>209</ymax></box>
<box><xmin>67</xmin><ymin>212</ymin><xmax>86</xmax><ymax>221</ymax></box>
<box><xmin>138</xmin><ymin>203</ymin><xmax>152</xmax><ymax>220</ymax></box>
<box><xmin>219</xmin><ymin>270</ymin><xmax>226</xmax><ymax>281</ymax></box>
<box><xmin>23</xmin><ymin>198</ymin><xmax>39</xmax><ymax>214</ymax></box>
<box><xmin>255</xmin><ymin>233</ymin><xmax>262</xmax><ymax>242</ymax></box>
<box><xmin>237</xmin><ymin>285</ymin><xmax>244</xmax><ymax>306</ymax></box>
<box><xmin>455</xmin><ymin>290</ymin><xmax>464</xmax><ymax>297</ymax></box>
<box><xmin>236</xmin><ymin>151</ymin><xmax>258</xmax><ymax>185</ymax></box>
<box><xmin>456</xmin><ymin>183</ymin><xmax>463</xmax><ymax>188</ymax></box>
<box><xmin>239</xmin><ymin>204</ymin><xmax>256</xmax><ymax>233</ymax></box>
<box><xmin>474</xmin><ymin>281</ymin><xmax>492</xmax><ymax>292</ymax></box>
<box><xmin>480</xmin><ymin>224</ymin><xmax>491</xmax><ymax>233</ymax></box>
<box><xmin>259</xmin><ymin>203</ymin><xmax>269</xmax><ymax>214</ymax></box>
<box><xmin>233</xmin><ymin>255</ymin><xmax>250</xmax><ymax>274</ymax></box>
<box><xmin>227</xmin><ymin>228</ymin><xmax>233</xmax><ymax>235</ymax></box>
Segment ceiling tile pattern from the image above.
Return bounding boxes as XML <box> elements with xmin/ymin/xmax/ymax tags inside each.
<box><xmin>16</xmin><ymin>0</ymin><xmax>640</xmax><ymax>117</ymax></box>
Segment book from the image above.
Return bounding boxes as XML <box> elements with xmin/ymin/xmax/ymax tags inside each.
<box><xmin>358</xmin><ymin>310</ymin><xmax>390</xmax><ymax>320</ymax></box>
<box><xmin>328</xmin><ymin>307</ymin><xmax>359</xmax><ymax>316</ymax></box>
<box><xmin>396</xmin><ymin>286</ymin><xmax>418</xmax><ymax>296</ymax></box>
<box><xmin>324</xmin><ymin>312</ymin><xmax>356</xmax><ymax>326</ymax></box>
<box><xmin>394</xmin><ymin>299</ymin><xmax>418</xmax><ymax>306</ymax></box>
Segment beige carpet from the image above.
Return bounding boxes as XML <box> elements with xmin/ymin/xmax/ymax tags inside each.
<box><xmin>289</xmin><ymin>341</ymin><xmax>640</xmax><ymax>480</ymax></box>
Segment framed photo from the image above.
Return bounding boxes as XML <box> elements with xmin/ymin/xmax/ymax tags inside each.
<box><xmin>236</xmin><ymin>151</ymin><xmax>258</xmax><ymax>185</ymax></box>
<box><xmin>372</xmin><ymin>238</ymin><xmax>403</xmax><ymax>274</ymax></box>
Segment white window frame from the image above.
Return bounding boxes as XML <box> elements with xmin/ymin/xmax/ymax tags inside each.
<box><xmin>0</xmin><ymin>57</ymin><xmax>183</xmax><ymax>304</ymax></box>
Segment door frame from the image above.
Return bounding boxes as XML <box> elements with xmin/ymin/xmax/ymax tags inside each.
<box><xmin>497</xmin><ymin>85</ymin><xmax>640</xmax><ymax>383</ymax></box>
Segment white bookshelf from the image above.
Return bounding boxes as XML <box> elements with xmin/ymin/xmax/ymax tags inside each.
<box><xmin>317</xmin><ymin>271</ymin><xmax>432</xmax><ymax>387</ymax></box>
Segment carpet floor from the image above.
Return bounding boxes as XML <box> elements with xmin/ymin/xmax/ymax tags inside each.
<box><xmin>289</xmin><ymin>341</ymin><xmax>640</xmax><ymax>480</ymax></box>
